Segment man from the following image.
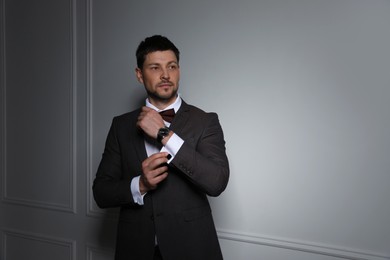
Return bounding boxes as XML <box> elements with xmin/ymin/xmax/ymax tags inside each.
<box><xmin>93</xmin><ymin>35</ymin><xmax>229</xmax><ymax>260</ymax></box>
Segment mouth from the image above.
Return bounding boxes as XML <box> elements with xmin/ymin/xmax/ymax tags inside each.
<box><xmin>158</xmin><ymin>82</ymin><xmax>173</xmax><ymax>88</ymax></box>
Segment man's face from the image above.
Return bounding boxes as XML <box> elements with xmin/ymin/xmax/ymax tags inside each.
<box><xmin>136</xmin><ymin>50</ymin><xmax>180</xmax><ymax>107</ymax></box>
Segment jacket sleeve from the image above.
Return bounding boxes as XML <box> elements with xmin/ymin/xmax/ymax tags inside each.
<box><xmin>92</xmin><ymin>118</ymin><xmax>137</xmax><ymax>208</ymax></box>
<box><xmin>171</xmin><ymin>113</ymin><xmax>229</xmax><ymax>196</ymax></box>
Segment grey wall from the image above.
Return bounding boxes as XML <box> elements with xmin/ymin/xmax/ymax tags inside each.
<box><xmin>1</xmin><ymin>0</ymin><xmax>389</xmax><ymax>259</ymax></box>
<box><xmin>91</xmin><ymin>0</ymin><xmax>390</xmax><ymax>259</ymax></box>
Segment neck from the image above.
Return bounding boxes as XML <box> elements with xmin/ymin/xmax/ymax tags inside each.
<box><xmin>148</xmin><ymin>95</ymin><xmax>178</xmax><ymax>110</ymax></box>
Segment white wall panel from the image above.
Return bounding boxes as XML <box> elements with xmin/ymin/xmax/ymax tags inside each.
<box><xmin>218</xmin><ymin>230</ymin><xmax>390</xmax><ymax>260</ymax></box>
<box><xmin>2</xmin><ymin>0</ymin><xmax>76</xmax><ymax>212</ymax></box>
<box><xmin>2</xmin><ymin>229</ymin><xmax>75</xmax><ymax>260</ymax></box>
<box><xmin>86</xmin><ymin>0</ymin><xmax>125</xmax><ymax>217</ymax></box>
<box><xmin>87</xmin><ymin>246</ymin><xmax>115</xmax><ymax>260</ymax></box>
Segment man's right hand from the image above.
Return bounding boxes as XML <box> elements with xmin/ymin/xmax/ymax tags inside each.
<box><xmin>139</xmin><ymin>152</ymin><xmax>169</xmax><ymax>194</ymax></box>
<box><xmin>137</xmin><ymin>106</ymin><xmax>165</xmax><ymax>140</ymax></box>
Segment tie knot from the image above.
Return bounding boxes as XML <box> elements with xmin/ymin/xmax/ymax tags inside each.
<box><xmin>159</xmin><ymin>109</ymin><xmax>175</xmax><ymax>123</ymax></box>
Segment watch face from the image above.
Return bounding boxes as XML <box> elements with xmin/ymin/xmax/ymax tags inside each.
<box><xmin>160</xmin><ymin>127</ymin><xmax>169</xmax><ymax>135</ymax></box>
<box><xmin>157</xmin><ymin>127</ymin><xmax>170</xmax><ymax>143</ymax></box>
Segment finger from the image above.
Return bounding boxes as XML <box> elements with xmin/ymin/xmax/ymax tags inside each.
<box><xmin>154</xmin><ymin>165</ymin><xmax>168</xmax><ymax>176</ymax></box>
<box><xmin>144</xmin><ymin>166</ymin><xmax>168</xmax><ymax>184</ymax></box>
<box><xmin>142</xmin><ymin>153</ymin><xmax>169</xmax><ymax>175</ymax></box>
<box><xmin>143</xmin><ymin>152</ymin><xmax>166</xmax><ymax>164</ymax></box>
<box><xmin>138</xmin><ymin>107</ymin><xmax>153</xmax><ymax>121</ymax></box>
<box><xmin>153</xmin><ymin>172</ymin><xmax>168</xmax><ymax>184</ymax></box>
<box><xmin>149</xmin><ymin>152</ymin><xmax>170</xmax><ymax>162</ymax></box>
<box><xmin>142</xmin><ymin>107</ymin><xmax>162</xmax><ymax>120</ymax></box>
<box><xmin>142</xmin><ymin>171</ymin><xmax>168</xmax><ymax>191</ymax></box>
<box><xmin>146</xmin><ymin>164</ymin><xmax>168</xmax><ymax>180</ymax></box>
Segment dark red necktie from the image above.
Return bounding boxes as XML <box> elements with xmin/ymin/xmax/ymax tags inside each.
<box><xmin>159</xmin><ymin>109</ymin><xmax>175</xmax><ymax>123</ymax></box>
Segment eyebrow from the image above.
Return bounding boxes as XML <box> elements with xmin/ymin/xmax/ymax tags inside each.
<box><xmin>146</xmin><ymin>61</ymin><xmax>178</xmax><ymax>67</ymax></box>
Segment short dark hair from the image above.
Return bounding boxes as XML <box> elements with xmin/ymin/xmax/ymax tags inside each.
<box><xmin>136</xmin><ymin>35</ymin><xmax>180</xmax><ymax>69</ymax></box>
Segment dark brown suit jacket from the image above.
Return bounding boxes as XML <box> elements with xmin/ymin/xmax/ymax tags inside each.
<box><xmin>93</xmin><ymin>101</ymin><xmax>229</xmax><ymax>260</ymax></box>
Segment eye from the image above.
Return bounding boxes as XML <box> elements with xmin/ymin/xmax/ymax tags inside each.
<box><xmin>168</xmin><ymin>64</ymin><xmax>178</xmax><ymax>70</ymax></box>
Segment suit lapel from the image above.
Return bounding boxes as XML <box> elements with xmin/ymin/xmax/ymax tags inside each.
<box><xmin>134</xmin><ymin>129</ymin><xmax>148</xmax><ymax>162</ymax></box>
<box><xmin>170</xmin><ymin>101</ymin><xmax>191</xmax><ymax>134</ymax></box>
<box><xmin>129</xmin><ymin>109</ymin><xmax>148</xmax><ymax>163</ymax></box>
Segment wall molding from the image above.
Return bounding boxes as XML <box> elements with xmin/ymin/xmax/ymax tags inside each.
<box><xmin>85</xmin><ymin>0</ymin><xmax>119</xmax><ymax>219</ymax></box>
<box><xmin>1</xmin><ymin>0</ymin><xmax>77</xmax><ymax>213</ymax></box>
<box><xmin>0</xmin><ymin>0</ymin><xmax>5</xmax><ymax>206</ymax></box>
<box><xmin>217</xmin><ymin>229</ymin><xmax>390</xmax><ymax>260</ymax></box>
<box><xmin>86</xmin><ymin>0</ymin><xmax>98</xmax><ymax>217</ymax></box>
<box><xmin>86</xmin><ymin>245</ymin><xmax>115</xmax><ymax>260</ymax></box>
<box><xmin>1</xmin><ymin>228</ymin><xmax>76</xmax><ymax>260</ymax></box>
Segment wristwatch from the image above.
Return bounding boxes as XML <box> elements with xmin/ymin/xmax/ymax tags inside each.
<box><xmin>157</xmin><ymin>126</ymin><xmax>170</xmax><ymax>143</ymax></box>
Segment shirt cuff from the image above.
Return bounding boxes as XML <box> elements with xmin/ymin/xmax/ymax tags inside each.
<box><xmin>161</xmin><ymin>133</ymin><xmax>184</xmax><ymax>164</ymax></box>
<box><xmin>130</xmin><ymin>176</ymin><xmax>146</xmax><ymax>205</ymax></box>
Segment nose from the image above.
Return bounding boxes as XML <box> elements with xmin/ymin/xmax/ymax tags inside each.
<box><xmin>161</xmin><ymin>68</ymin><xmax>170</xmax><ymax>80</ymax></box>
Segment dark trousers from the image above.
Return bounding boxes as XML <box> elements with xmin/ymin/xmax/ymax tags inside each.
<box><xmin>154</xmin><ymin>246</ymin><xmax>163</xmax><ymax>260</ymax></box>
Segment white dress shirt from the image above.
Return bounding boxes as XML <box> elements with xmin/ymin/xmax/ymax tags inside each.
<box><xmin>130</xmin><ymin>95</ymin><xmax>184</xmax><ymax>205</ymax></box>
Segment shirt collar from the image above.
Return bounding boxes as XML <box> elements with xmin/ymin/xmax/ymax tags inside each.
<box><xmin>145</xmin><ymin>94</ymin><xmax>182</xmax><ymax>113</ymax></box>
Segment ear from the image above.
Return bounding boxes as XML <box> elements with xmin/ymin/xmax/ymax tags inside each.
<box><xmin>135</xmin><ymin>68</ymin><xmax>144</xmax><ymax>84</ymax></box>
